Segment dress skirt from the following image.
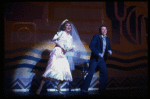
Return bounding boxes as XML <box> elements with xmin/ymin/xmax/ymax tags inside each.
<box><xmin>66</xmin><ymin>51</ymin><xmax>75</xmax><ymax>71</ymax></box>
<box><xmin>42</xmin><ymin>47</ymin><xmax>73</xmax><ymax>81</ymax></box>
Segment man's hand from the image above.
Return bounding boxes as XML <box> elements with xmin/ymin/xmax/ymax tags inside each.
<box><xmin>108</xmin><ymin>50</ymin><xmax>112</xmax><ymax>55</ymax></box>
<box><xmin>98</xmin><ymin>53</ymin><xmax>103</xmax><ymax>58</ymax></box>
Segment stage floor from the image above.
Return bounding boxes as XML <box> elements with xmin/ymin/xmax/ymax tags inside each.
<box><xmin>4</xmin><ymin>89</ymin><xmax>148</xmax><ymax>97</ymax></box>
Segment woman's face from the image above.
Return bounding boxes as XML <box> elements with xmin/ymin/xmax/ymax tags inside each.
<box><xmin>101</xmin><ymin>26</ymin><xmax>107</xmax><ymax>36</ymax></box>
<box><xmin>65</xmin><ymin>23</ymin><xmax>71</xmax><ymax>33</ymax></box>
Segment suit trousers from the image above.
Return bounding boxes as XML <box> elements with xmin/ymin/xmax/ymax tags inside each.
<box><xmin>81</xmin><ymin>57</ymin><xmax>108</xmax><ymax>93</ymax></box>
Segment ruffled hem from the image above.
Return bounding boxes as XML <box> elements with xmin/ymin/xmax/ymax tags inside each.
<box><xmin>42</xmin><ymin>70</ymin><xmax>73</xmax><ymax>82</ymax></box>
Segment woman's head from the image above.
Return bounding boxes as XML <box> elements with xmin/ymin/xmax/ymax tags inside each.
<box><xmin>60</xmin><ymin>20</ymin><xmax>72</xmax><ymax>33</ymax></box>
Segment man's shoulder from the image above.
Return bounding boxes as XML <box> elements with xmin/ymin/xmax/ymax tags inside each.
<box><xmin>93</xmin><ymin>34</ymin><xmax>100</xmax><ymax>38</ymax></box>
<box><xmin>94</xmin><ymin>34</ymin><xmax>100</xmax><ymax>36</ymax></box>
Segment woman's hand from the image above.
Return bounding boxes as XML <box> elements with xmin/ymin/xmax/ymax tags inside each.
<box><xmin>69</xmin><ymin>48</ymin><xmax>75</xmax><ymax>52</ymax></box>
<box><xmin>62</xmin><ymin>48</ymin><xmax>67</xmax><ymax>54</ymax></box>
<box><xmin>69</xmin><ymin>45</ymin><xmax>75</xmax><ymax>52</ymax></box>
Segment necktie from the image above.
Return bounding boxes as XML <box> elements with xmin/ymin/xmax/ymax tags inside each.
<box><xmin>102</xmin><ymin>36</ymin><xmax>106</xmax><ymax>56</ymax></box>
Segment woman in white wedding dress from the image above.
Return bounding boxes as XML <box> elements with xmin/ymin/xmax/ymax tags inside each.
<box><xmin>36</xmin><ymin>19</ymin><xmax>75</xmax><ymax>95</ymax></box>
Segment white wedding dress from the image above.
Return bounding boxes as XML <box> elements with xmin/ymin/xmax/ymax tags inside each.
<box><xmin>42</xmin><ymin>30</ymin><xmax>74</xmax><ymax>81</ymax></box>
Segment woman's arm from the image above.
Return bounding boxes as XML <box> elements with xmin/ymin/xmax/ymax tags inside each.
<box><xmin>52</xmin><ymin>31</ymin><xmax>67</xmax><ymax>53</ymax></box>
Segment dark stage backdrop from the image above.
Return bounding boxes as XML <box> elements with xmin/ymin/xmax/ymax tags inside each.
<box><xmin>4</xmin><ymin>2</ymin><xmax>148</xmax><ymax>92</ymax></box>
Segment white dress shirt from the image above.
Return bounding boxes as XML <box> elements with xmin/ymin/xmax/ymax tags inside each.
<box><xmin>99</xmin><ymin>35</ymin><xmax>112</xmax><ymax>57</ymax></box>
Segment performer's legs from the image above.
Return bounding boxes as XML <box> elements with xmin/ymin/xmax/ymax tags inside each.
<box><xmin>57</xmin><ymin>80</ymin><xmax>64</xmax><ymax>91</ymax></box>
<box><xmin>98</xmin><ymin>58</ymin><xmax>108</xmax><ymax>94</ymax></box>
<box><xmin>81</xmin><ymin>60</ymin><xmax>98</xmax><ymax>92</ymax></box>
<box><xmin>36</xmin><ymin>77</ymin><xmax>47</xmax><ymax>95</ymax></box>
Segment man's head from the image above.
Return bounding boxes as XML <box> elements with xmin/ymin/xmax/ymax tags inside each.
<box><xmin>99</xmin><ymin>25</ymin><xmax>107</xmax><ymax>36</ymax></box>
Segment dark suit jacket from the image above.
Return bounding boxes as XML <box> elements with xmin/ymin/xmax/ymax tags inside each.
<box><xmin>89</xmin><ymin>34</ymin><xmax>112</xmax><ymax>62</ymax></box>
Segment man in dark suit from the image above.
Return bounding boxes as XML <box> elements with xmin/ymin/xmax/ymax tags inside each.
<box><xmin>81</xmin><ymin>25</ymin><xmax>112</xmax><ymax>95</ymax></box>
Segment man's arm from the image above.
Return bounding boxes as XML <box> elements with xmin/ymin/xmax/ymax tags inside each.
<box><xmin>89</xmin><ymin>35</ymin><xmax>100</xmax><ymax>56</ymax></box>
<box><xmin>107</xmin><ymin>38</ymin><xmax>112</xmax><ymax>55</ymax></box>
